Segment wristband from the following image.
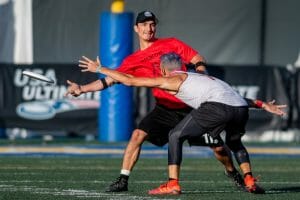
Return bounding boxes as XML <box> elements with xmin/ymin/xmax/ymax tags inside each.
<box><xmin>255</xmin><ymin>100</ymin><xmax>263</xmax><ymax>108</ymax></box>
<box><xmin>194</xmin><ymin>61</ymin><xmax>207</xmax><ymax>68</ymax></box>
<box><xmin>100</xmin><ymin>78</ymin><xmax>108</xmax><ymax>89</ymax></box>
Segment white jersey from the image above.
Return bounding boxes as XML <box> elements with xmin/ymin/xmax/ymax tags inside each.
<box><xmin>174</xmin><ymin>72</ymin><xmax>247</xmax><ymax>109</ymax></box>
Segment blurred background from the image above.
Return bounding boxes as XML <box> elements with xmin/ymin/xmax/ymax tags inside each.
<box><xmin>0</xmin><ymin>0</ymin><xmax>299</xmax><ymax>143</ymax></box>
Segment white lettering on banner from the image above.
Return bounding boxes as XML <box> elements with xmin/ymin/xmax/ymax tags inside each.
<box><xmin>232</xmin><ymin>86</ymin><xmax>260</xmax><ymax>99</ymax></box>
<box><xmin>14</xmin><ymin>68</ymin><xmax>99</xmax><ymax>101</ymax></box>
<box><xmin>14</xmin><ymin>68</ymin><xmax>100</xmax><ymax>120</ymax></box>
<box><xmin>14</xmin><ymin>69</ymin><xmax>28</xmax><ymax>86</ymax></box>
<box><xmin>22</xmin><ymin>85</ymin><xmax>99</xmax><ymax>101</ymax></box>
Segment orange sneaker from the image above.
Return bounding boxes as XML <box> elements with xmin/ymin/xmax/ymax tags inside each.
<box><xmin>148</xmin><ymin>180</ymin><xmax>181</xmax><ymax>195</ymax></box>
<box><xmin>244</xmin><ymin>174</ymin><xmax>265</xmax><ymax>194</ymax></box>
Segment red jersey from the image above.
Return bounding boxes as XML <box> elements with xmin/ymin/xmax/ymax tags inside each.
<box><xmin>117</xmin><ymin>37</ymin><xmax>198</xmax><ymax>109</ymax></box>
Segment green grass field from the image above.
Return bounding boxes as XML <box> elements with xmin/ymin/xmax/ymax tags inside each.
<box><xmin>0</xmin><ymin>157</ymin><xmax>299</xmax><ymax>200</ymax></box>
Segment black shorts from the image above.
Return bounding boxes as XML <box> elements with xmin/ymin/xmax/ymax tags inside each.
<box><xmin>190</xmin><ymin>102</ymin><xmax>249</xmax><ymax>139</ymax></box>
<box><xmin>138</xmin><ymin>104</ymin><xmax>223</xmax><ymax>147</ymax></box>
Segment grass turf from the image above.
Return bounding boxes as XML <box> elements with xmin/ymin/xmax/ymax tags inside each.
<box><xmin>0</xmin><ymin>157</ymin><xmax>299</xmax><ymax>200</ymax></box>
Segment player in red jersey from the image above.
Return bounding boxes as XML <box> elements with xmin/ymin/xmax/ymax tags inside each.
<box><xmin>66</xmin><ymin>11</ymin><xmax>255</xmax><ymax>192</ymax></box>
<box><xmin>117</xmin><ymin>37</ymin><xmax>199</xmax><ymax>109</ymax></box>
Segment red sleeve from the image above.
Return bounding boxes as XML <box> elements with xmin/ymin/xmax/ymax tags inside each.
<box><xmin>170</xmin><ymin>38</ymin><xmax>198</xmax><ymax>63</ymax></box>
<box><xmin>117</xmin><ymin>58</ymin><xmax>132</xmax><ymax>74</ymax></box>
<box><xmin>116</xmin><ymin>57</ymin><xmax>153</xmax><ymax>77</ymax></box>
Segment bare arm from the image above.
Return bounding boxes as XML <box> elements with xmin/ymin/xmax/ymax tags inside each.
<box><xmin>77</xmin><ymin>55</ymin><xmax>149</xmax><ymax>86</ymax></box>
<box><xmin>260</xmin><ymin>100</ymin><xmax>287</xmax><ymax>116</ymax></box>
<box><xmin>99</xmin><ymin>67</ymin><xmax>181</xmax><ymax>92</ymax></box>
<box><xmin>78</xmin><ymin>55</ymin><xmax>182</xmax><ymax>91</ymax></box>
<box><xmin>64</xmin><ymin>76</ymin><xmax>115</xmax><ymax>97</ymax></box>
<box><xmin>245</xmin><ymin>98</ymin><xmax>287</xmax><ymax>116</ymax></box>
<box><xmin>65</xmin><ymin>56</ymin><xmax>117</xmax><ymax>97</ymax></box>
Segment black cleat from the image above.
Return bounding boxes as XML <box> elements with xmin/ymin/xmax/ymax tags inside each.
<box><xmin>225</xmin><ymin>170</ymin><xmax>247</xmax><ymax>192</ymax></box>
<box><xmin>105</xmin><ymin>176</ymin><xmax>128</xmax><ymax>192</ymax></box>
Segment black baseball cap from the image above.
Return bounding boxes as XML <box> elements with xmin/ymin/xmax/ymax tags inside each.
<box><xmin>135</xmin><ymin>11</ymin><xmax>158</xmax><ymax>25</ymax></box>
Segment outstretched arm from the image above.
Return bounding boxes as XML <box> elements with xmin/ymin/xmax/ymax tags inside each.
<box><xmin>64</xmin><ymin>56</ymin><xmax>116</xmax><ymax>97</ymax></box>
<box><xmin>99</xmin><ymin>66</ymin><xmax>180</xmax><ymax>92</ymax></box>
<box><xmin>78</xmin><ymin>56</ymin><xmax>181</xmax><ymax>92</ymax></box>
<box><xmin>78</xmin><ymin>55</ymin><xmax>160</xmax><ymax>87</ymax></box>
<box><xmin>260</xmin><ymin>100</ymin><xmax>287</xmax><ymax>116</ymax></box>
<box><xmin>64</xmin><ymin>77</ymin><xmax>114</xmax><ymax>97</ymax></box>
<box><xmin>245</xmin><ymin>98</ymin><xmax>287</xmax><ymax>116</ymax></box>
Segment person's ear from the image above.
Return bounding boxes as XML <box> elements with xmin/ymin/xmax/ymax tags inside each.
<box><xmin>160</xmin><ymin>64</ymin><xmax>163</xmax><ymax>74</ymax></box>
<box><xmin>161</xmin><ymin>67</ymin><xmax>166</xmax><ymax>76</ymax></box>
<box><xmin>134</xmin><ymin>25</ymin><xmax>138</xmax><ymax>33</ymax></box>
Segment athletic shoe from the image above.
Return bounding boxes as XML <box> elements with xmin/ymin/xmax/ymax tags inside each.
<box><xmin>224</xmin><ymin>170</ymin><xmax>247</xmax><ymax>191</ymax></box>
<box><xmin>148</xmin><ymin>180</ymin><xmax>181</xmax><ymax>195</ymax></box>
<box><xmin>105</xmin><ymin>176</ymin><xmax>128</xmax><ymax>192</ymax></box>
<box><xmin>244</xmin><ymin>174</ymin><xmax>265</xmax><ymax>194</ymax></box>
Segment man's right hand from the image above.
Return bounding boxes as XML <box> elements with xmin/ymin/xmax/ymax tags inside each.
<box><xmin>78</xmin><ymin>56</ymin><xmax>101</xmax><ymax>73</ymax></box>
<box><xmin>64</xmin><ymin>80</ymin><xmax>82</xmax><ymax>97</ymax></box>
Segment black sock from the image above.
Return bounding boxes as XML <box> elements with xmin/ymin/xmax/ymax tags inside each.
<box><xmin>168</xmin><ymin>178</ymin><xmax>178</xmax><ymax>181</ymax></box>
<box><xmin>120</xmin><ymin>174</ymin><xmax>129</xmax><ymax>181</ymax></box>
<box><xmin>244</xmin><ymin>172</ymin><xmax>253</xmax><ymax>178</ymax></box>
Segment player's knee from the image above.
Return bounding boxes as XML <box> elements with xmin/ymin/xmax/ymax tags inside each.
<box><xmin>226</xmin><ymin>139</ymin><xmax>243</xmax><ymax>152</ymax></box>
<box><xmin>129</xmin><ymin>129</ymin><xmax>147</xmax><ymax>145</ymax></box>
<box><xmin>210</xmin><ymin>146</ymin><xmax>228</xmax><ymax>156</ymax></box>
<box><xmin>211</xmin><ymin>145</ymin><xmax>224</xmax><ymax>152</ymax></box>
<box><xmin>169</xmin><ymin>130</ymin><xmax>182</xmax><ymax>143</ymax></box>
<box><xmin>225</xmin><ymin>135</ymin><xmax>241</xmax><ymax>150</ymax></box>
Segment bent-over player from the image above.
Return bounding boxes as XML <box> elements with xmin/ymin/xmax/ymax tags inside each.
<box><xmin>78</xmin><ymin>52</ymin><xmax>286</xmax><ymax>195</ymax></box>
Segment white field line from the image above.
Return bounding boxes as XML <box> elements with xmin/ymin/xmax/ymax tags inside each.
<box><xmin>0</xmin><ymin>181</ymin><xmax>298</xmax><ymax>199</ymax></box>
<box><xmin>0</xmin><ymin>184</ymin><xmax>176</xmax><ymax>200</ymax></box>
<box><xmin>0</xmin><ymin>180</ymin><xmax>300</xmax><ymax>184</ymax></box>
<box><xmin>0</xmin><ymin>183</ymin><xmax>296</xmax><ymax>199</ymax></box>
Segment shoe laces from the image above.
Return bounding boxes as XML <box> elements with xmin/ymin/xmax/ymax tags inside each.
<box><xmin>112</xmin><ymin>177</ymin><xmax>121</xmax><ymax>184</ymax></box>
<box><xmin>245</xmin><ymin>175</ymin><xmax>260</xmax><ymax>187</ymax></box>
<box><xmin>111</xmin><ymin>177</ymin><xmax>126</xmax><ymax>186</ymax></box>
<box><xmin>158</xmin><ymin>182</ymin><xmax>169</xmax><ymax>190</ymax></box>
<box><xmin>158</xmin><ymin>180</ymin><xmax>179</xmax><ymax>190</ymax></box>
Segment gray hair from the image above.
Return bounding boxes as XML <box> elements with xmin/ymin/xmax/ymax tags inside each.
<box><xmin>160</xmin><ymin>52</ymin><xmax>182</xmax><ymax>71</ymax></box>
